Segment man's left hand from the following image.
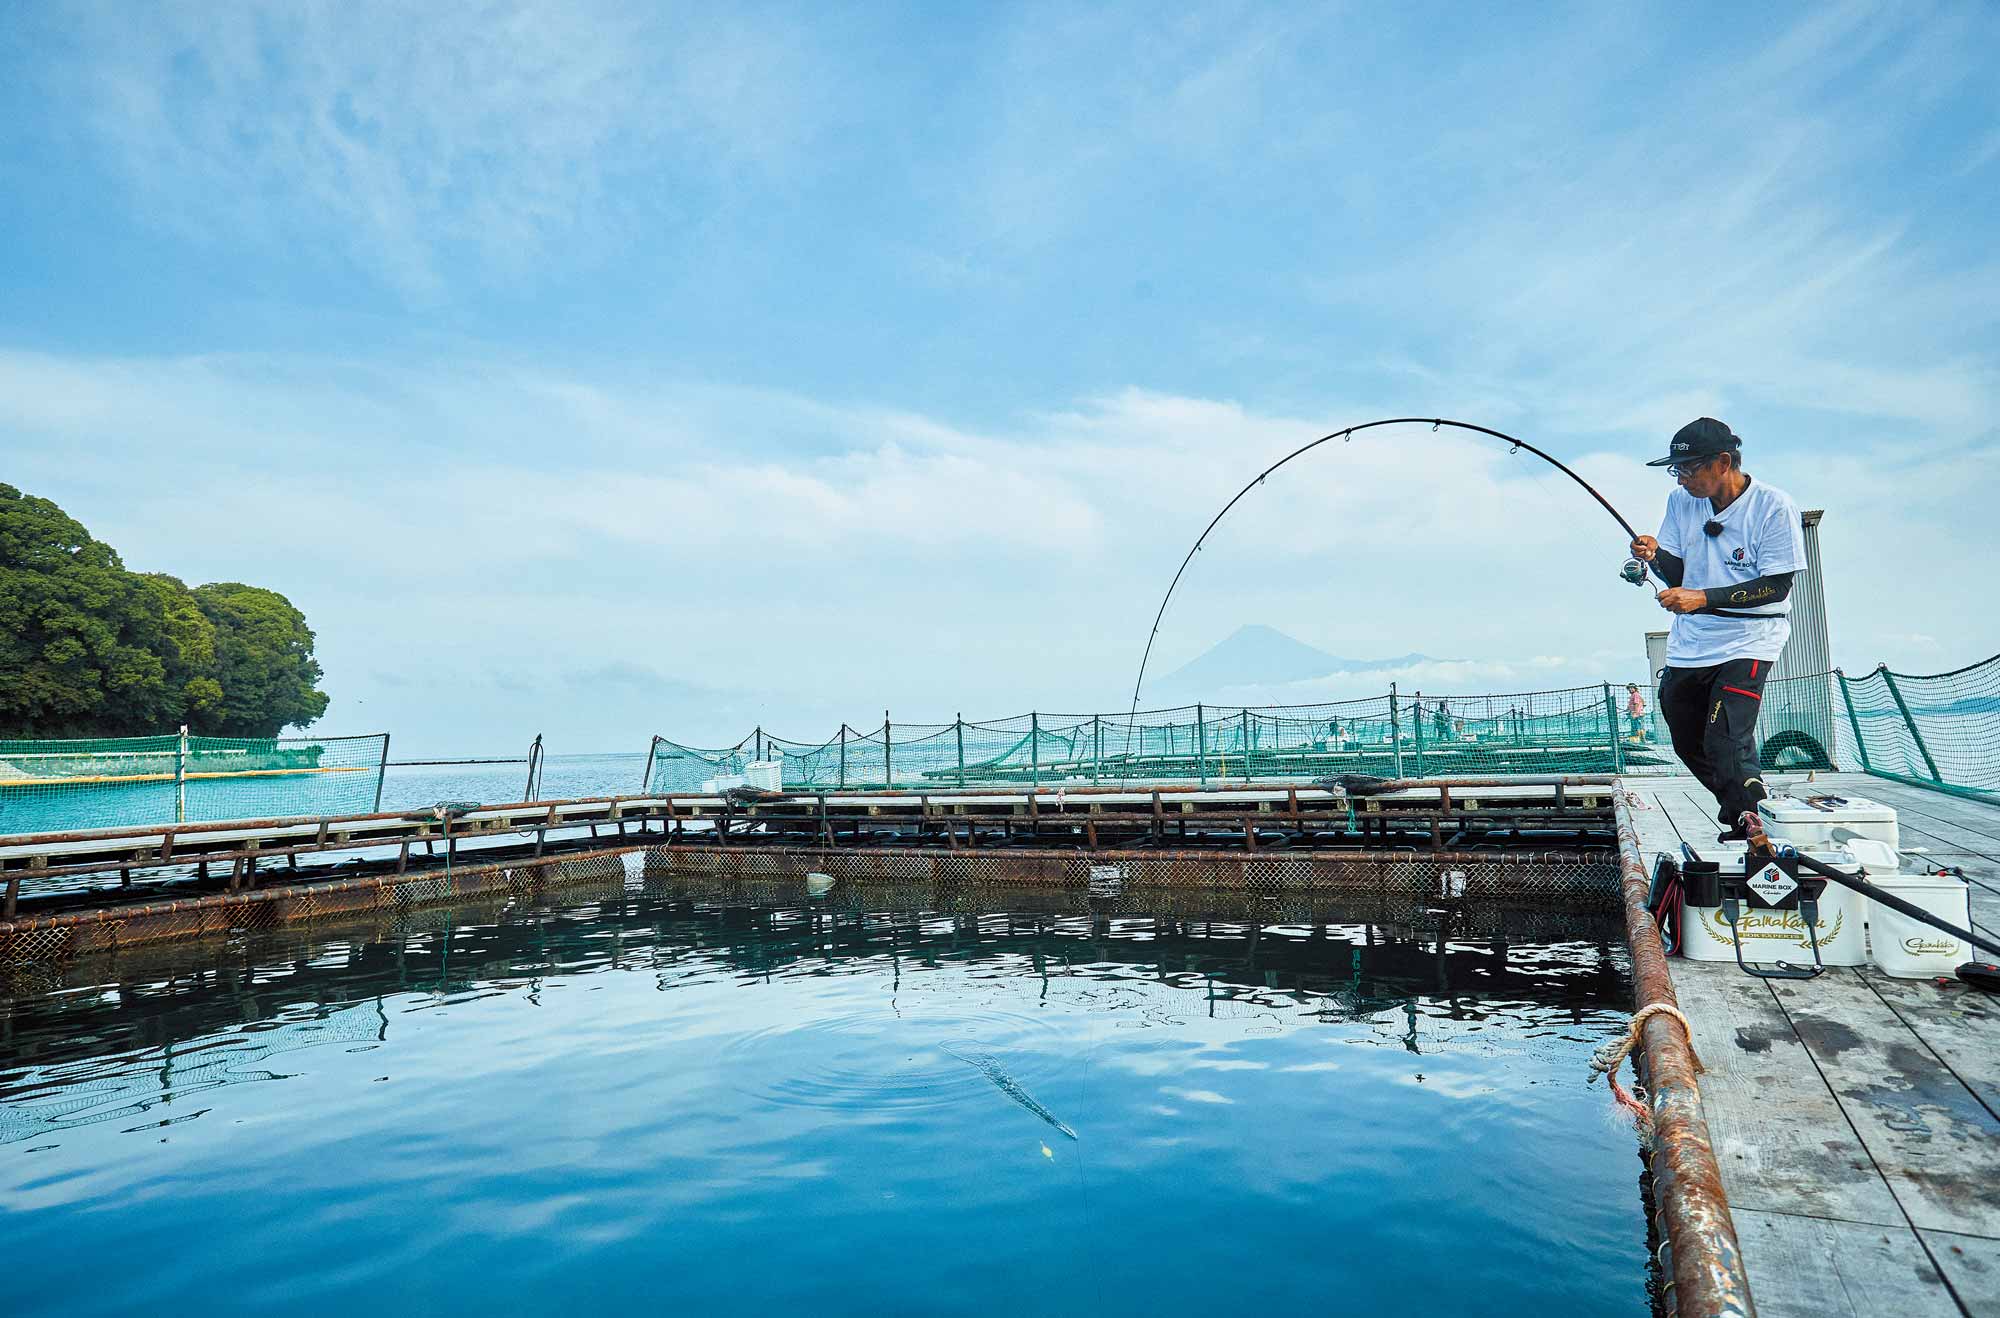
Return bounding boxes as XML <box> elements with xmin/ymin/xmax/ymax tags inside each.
<box><xmin>1656</xmin><ymin>587</ymin><xmax>1707</xmax><ymax>614</ymax></box>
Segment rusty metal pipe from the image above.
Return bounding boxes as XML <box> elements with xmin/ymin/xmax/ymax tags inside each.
<box><xmin>1613</xmin><ymin>792</ymin><xmax>1754</xmax><ymax>1317</ymax></box>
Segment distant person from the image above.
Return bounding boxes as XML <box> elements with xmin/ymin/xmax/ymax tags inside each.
<box><xmin>1626</xmin><ymin>684</ymin><xmax>1648</xmax><ymax>741</ymax></box>
<box><xmin>1433</xmin><ymin>699</ymin><xmax>1451</xmax><ymax>742</ymax></box>
<box><xmin>1629</xmin><ymin>418</ymin><xmax>1805</xmax><ymax>843</ymax></box>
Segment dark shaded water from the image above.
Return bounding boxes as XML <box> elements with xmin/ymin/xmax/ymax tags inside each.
<box><xmin>1</xmin><ymin>883</ymin><xmax>1652</xmax><ymax>1316</ymax></box>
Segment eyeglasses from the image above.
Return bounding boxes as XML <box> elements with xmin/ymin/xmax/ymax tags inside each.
<box><xmin>1668</xmin><ymin>455</ymin><xmax>1723</xmax><ymax>478</ymax></box>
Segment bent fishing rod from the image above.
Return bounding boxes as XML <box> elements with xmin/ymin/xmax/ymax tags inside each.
<box><xmin>1124</xmin><ymin>416</ymin><xmax>1734</xmax><ymax>729</ymax></box>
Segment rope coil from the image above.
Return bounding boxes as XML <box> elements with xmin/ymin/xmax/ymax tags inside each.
<box><xmin>1591</xmin><ymin>1002</ymin><xmax>1703</xmax><ymax>1129</ymax></box>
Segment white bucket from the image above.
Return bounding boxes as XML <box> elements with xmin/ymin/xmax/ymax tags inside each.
<box><xmin>1681</xmin><ymin>848</ymin><xmax>1869</xmax><ymax>967</ymax></box>
<box><xmin>1867</xmin><ymin>874</ymin><xmax>1972</xmax><ymax>979</ymax></box>
<box><xmin>745</xmin><ymin>760</ymin><xmax>784</xmax><ymax>791</ymax></box>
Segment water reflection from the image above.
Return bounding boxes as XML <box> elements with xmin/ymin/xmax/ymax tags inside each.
<box><xmin>1</xmin><ymin>879</ymin><xmax>1651</xmax><ymax>1318</ymax></box>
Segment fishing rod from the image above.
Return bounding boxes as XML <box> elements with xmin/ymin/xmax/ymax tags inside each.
<box><xmin>1124</xmin><ymin>417</ymin><xmax>1662</xmax><ymax>727</ymax></box>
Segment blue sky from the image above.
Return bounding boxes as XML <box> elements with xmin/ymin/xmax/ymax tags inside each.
<box><xmin>3</xmin><ymin>1</ymin><xmax>1996</xmax><ymax>754</ymax></box>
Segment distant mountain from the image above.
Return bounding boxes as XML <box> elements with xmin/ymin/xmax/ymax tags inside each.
<box><xmin>1155</xmin><ymin>625</ymin><xmax>1434</xmax><ymax>694</ymax></box>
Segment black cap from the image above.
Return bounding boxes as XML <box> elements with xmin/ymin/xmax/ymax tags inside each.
<box><xmin>1646</xmin><ymin>417</ymin><xmax>1741</xmax><ymax>467</ymax></box>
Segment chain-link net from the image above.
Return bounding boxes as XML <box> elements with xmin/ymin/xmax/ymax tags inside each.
<box><xmin>1839</xmin><ymin>655</ymin><xmax>2000</xmax><ymax>800</ymax></box>
<box><xmin>635</xmin><ymin>844</ymin><xmax>1622</xmax><ymax>908</ymax></box>
<box><xmin>0</xmin><ymin>845</ymin><xmax>646</xmax><ymax>968</ymax></box>
<box><xmin>0</xmin><ymin>733</ymin><xmax>388</xmax><ymax>837</ymax></box>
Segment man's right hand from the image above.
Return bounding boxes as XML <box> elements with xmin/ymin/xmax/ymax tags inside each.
<box><xmin>1630</xmin><ymin>535</ymin><xmax>1659</xmax><ymax>562</ymax></box>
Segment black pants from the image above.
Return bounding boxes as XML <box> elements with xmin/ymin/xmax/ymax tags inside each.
<box><xmin>1658</xmin><ymin>658</ymin><xmax>1772</xmax><ymax>828</ymax></box>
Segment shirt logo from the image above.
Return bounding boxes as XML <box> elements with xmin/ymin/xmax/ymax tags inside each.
<box><xmin>1732</xmin><ymin>547</ymin><xmax>1745</xmax><ymax>561</ymax></box>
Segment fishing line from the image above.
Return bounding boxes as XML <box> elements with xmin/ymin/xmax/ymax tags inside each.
<box><xmin>1118</xmin><ymin>418</ymin><xmax>1662</xmax><ymax>778</ymax></box>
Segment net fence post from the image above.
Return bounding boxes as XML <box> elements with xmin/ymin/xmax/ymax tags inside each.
<box><xmin>755</xmin><ymin>726</ymin><xmax>764</xmax><ymax>762</ymax></box>
<box><xmin>1389</xmin><ymin>684</ymin><xmax>1404</xmax><ymax>778</ymax></box>
<box><xmin>1603</xmin><ymin>682</ymin><xmax>1625</xmax><ymax>774</ymax></box>
<box><xmin>1093</xmin><ymin>715</ymin><xmax>1102</xmax><ymax>783</ymax></box>
<box><xmin>883</xmin><ymin>711</ymin><xmax>893</xmax><ymax>790</ymax></box>
<box><xmin>839</xmin><ymin>725</ymin><xmax>848</xmax><ymax>789</ymax></box>
<box><xmin>373</xmin><ymin>732</ymin><xmax>389</xmax><ymax>812</ymax></box>
<box><xmin>641</xmin><ymin>735</ymin><xmax>662</xmax><ymax>792</ymax></box>
<box><xmin>1031</xmin><ymin>712</ymin><xmax>1040</xmax><ymax>789</ymax></box>
<box><xmin>956</xmin><ymin>715</ymin><xmax>965</xmax><ymax>787</ymax></box>
<box><xmin>1196</xmin><ymin>703</ymin><xmax>1207</xmax><ymax>786</ymax></box>
<box><xmin>175</xmin><ymin>724</ymin><xmax>189</xmax><ymax>824</ymax></box>
<box><xmin>1877</xmin><ymin>666</ymin><xmax>1943</xmax><ymax>783</ymax></box>
<box><xmin>1412</xmin><ymin>692</ymin><xmax>1426</xmax><ymax>776</ymax></box>
<box><xmin>525</xmin><ymin>733</ymin><xmax>543</xmax><ymax>802</ymax></box>
<box><xmin>1835</xmin><ymin>670</ymin><xmax>1872</xmax><ymax>773</ymax></box>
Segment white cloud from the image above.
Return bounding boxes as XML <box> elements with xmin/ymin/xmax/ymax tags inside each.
<box><xmin>48</xmin><ymin>0</ymin><xmax>828</xmax><ymax>296</ymax></box>
<box><xmin>6</xmin><ymin>347</ymin><xmax>1995</xmax><ymax>756</ymax></box>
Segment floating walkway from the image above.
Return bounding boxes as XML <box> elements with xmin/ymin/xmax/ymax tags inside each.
<box><xmin>0</xmin><ymin>777</ymin><xmax>1622</xmax><ymax>955</ymax></box>
<box><xmin>1623</xmin><ymin>772</ymin><xmax>2000</xmax><ymax>1318</ymax></box>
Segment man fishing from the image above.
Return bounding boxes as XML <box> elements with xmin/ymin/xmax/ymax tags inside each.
<box><xmin>1628</xmin><ymin>418</ymin><xmax>1806</xmax><ymax>843</ymax></box>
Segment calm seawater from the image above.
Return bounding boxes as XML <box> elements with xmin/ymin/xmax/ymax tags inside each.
<box><xmin>0</xmin><ymin>887</ymin><xmax>1651</xmax><ymax>1316</ymax></box>
<box><xmin>380</xmin><ymin>752</ymin><xmax>648</xmax><ymax>812</ymax></box>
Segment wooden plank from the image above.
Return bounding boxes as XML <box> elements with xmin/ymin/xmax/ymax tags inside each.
<box><xmin>1918</xmin><ymin>1229</ymin><xmax>2000</xmax><ymax>1317</ymax></box>
<box><xmin>1855</xmin><ymin>779</ymin><xmax>2000</xmax><ymax>845</ymax></box>
<box><xmin>1627</xmin><ymin>787</ymin><xmax>1688</xmax><ymax>860</ymax></box>
<box><xmin>1968</xmin><ymin>888</ymin><xmax>2000</xmax><ymax>942</ymax></box>
<box><xmin>1772</xmin><ymin>970</ymin><xmax>2000</xmax><ymax>1236</ymax></box>
<box><xmin>1666</xmin><ymin>789</ymin><xmax>1728</xmax><ymax>853</ymax></box>
<box><xmin>1860</xmin><ymin>971</ymin><xmax>2000</xmax><ymax>1122</ymax></box>
<box><xmin>1668</xmin><ymin>961</ymin><xmax>1904</xmax><ymax>1224</ymax></box>
<box><xmin>1894</xmin><ymin>823</ymin><xmax>2000</xmax><ymax>896</ymax></box>
<box><xmin>1730</xmin><ymin>1209</ymin><xmax>1959</xmax><ymax>1318</ymax></box>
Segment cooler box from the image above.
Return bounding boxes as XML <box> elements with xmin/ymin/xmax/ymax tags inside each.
<box><xmin>1759</xmin><ymin>794</ymin><xmax>1899</xmax><ymax>853</ymax></box>
<box><xmin>1681</xmin><ymin>846</ymin><xmax>1869</xmax><ymax>967</ymax></box>
<box><xmin>1866</xmin><ymin>873</ymin><xmax>1973</xmax><ymax>979</ymax></box>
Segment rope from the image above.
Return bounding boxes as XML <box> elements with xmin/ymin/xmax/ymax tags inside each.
<box><xmin>1590</xmin><ymin>1002</ymin><xmax>1703</xmax><ymax>1130</ymax></box>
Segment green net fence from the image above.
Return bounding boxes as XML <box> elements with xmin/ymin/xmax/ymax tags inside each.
<box><xmin>1839</xmin><ymin>655</ymin><xmax>2000</xmax><ymax>802</ymax></box>
<box><xmin>644</xmin><ymin>668</ymin><xmax>1872</xmax><ymax>794</ymax></box>
<box><xmin>645</xmin><ymin>682</ymin><xmax>1680</xmax><ymax>792</ymax></box>
<box><xmin>0</xmin><ymin>733</ymin><xmax>388</xmax><ymax>837</ymax></box>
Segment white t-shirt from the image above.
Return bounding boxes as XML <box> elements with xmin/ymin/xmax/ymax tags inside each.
<box><xmin>1658</xmin><ymin>476</ymin><xmax>1808</xmax><ymax>667</ymax></box>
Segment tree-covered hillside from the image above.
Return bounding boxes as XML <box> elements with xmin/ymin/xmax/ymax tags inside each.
<box><xmin>0</xmin><ymin>484</ymin><xmax>329</xmax><ymax>738</ymax></box>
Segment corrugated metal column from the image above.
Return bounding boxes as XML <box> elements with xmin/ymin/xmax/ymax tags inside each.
<box><xmin>1767</xmin><ymin>509</ymin><xmax>1836</xmax><ymax>766</ymax></box>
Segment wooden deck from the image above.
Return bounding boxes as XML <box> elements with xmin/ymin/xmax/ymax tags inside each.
<box><xmin>1623</xmin><ymin>772</ymin><xmax>2000</xmax><ymax>1318</ymax></box>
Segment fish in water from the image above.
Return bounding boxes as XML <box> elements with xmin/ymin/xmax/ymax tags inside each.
<box><xmin>941</xmin><ymin>1042</ymin><xmax>1078</xmax><ymax>1140</ymax></box>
